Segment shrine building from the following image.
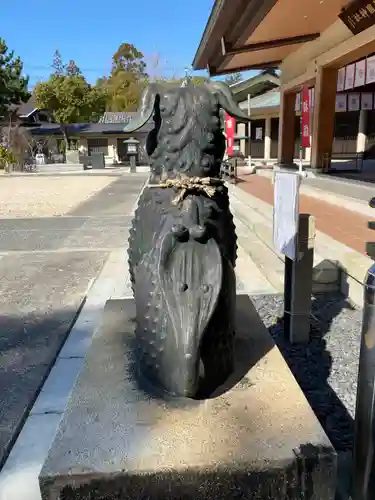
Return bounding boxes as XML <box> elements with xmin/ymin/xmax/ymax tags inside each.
<box><xmin>193</xmin><ymin>0</ymin><xmax>375</xmax><ymax>173</ymax></box>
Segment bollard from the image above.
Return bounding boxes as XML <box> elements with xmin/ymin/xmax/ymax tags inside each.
<box><xmin>129</xmin><ymin>155</ymin><xmax>136</xmax><ymax>173</ymax></box>
<box><xmin>284</xmin><ymin>213</ymin><xmax>315</xmax><ymax>344</ymax></box>
<box><xmin>352</xmin><ymin>262</ymin><xmax>375</xmax><ymax>500</ymax></box>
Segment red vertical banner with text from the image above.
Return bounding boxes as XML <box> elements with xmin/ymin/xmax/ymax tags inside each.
<box><xmin>225</xmin><ymin>112</ymin><xmax>236</xmax><ymax>157</ymax></box>
<box><xmin>301</xmin><ymin>86</ymin><xmax>310</xmax><ymax>149</ymax></box>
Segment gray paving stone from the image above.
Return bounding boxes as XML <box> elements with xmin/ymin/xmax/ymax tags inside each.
<box><xmin>0</xmin><ymin>251</ymin><xmax>108</xmax><ymax>467</ymax></box>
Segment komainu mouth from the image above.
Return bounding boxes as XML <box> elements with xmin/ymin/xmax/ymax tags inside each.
<box><xmin>126</xmin><ymin>81</ymin><xmax>251</xmax><ymax>398</ymax></box>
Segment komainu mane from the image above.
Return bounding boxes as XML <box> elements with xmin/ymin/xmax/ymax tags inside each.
<box><xmin>124</xmin><ymin>81</ymin><xmax>251</xmax><ymax>398</ymax></box>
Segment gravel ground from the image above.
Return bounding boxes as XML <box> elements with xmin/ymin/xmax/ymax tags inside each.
<box><xmin>0</xmin><ymin>176</ymin><xmax>117</xmax><ymax>218</ymax></box>
<box><xmin>251</xmin><ymin>293</ymin><xmax>362</xmax><ymax>452</ymax></box>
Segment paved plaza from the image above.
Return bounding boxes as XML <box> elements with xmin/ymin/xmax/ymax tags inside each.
<box><xmin>0</xmin><ymin>173</ymin><xmax>146</xmax><ymax>468</ymax></box>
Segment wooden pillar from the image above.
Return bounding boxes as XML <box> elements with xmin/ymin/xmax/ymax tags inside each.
<box><xmin>278</xmin><ymin>90</ymin><xmax>296</xmax><ymax>166</ymax></box>
<box><xmin>311</xmin><ymin>67</ymin><xmax>338</xmax><ymax>171</ymax></box>
<box><xmin>264</xmin><ymin>116</ymin><xmax>271</xmax><ymax>161</ymax></box>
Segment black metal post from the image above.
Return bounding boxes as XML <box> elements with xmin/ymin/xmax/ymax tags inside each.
<box><xmin>352</xmin><ymin>262</ymin><xmax>375</xmax><ymax>500</ymax></box>
<box><xmin>130</xmin><ymin>155</ymin><xmax>136</xmax><ymax>173</ymax></box>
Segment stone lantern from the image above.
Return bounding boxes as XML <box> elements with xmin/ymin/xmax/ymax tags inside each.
<box><xmin>123</xmin><ymin>137</ymin><xmax>139</xmax><ymax>173</ymax></box>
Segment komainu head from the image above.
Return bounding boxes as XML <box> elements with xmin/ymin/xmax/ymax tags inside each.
<box><xmin>123</xmin><ymin>81</ymin><xmax>250</xmax><ymax>180</ymax></box>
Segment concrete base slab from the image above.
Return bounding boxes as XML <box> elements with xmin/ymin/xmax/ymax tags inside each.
<box><xmin>39</xmin><ymin>296</ymin><xmax>337</xmax><ymax>500</ymax></box>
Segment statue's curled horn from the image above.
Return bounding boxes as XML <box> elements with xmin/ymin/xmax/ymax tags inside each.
<box><xmin>126</xmin><ymin>79</ymin><xmax>251</xmax><ymax>398</ymax></box>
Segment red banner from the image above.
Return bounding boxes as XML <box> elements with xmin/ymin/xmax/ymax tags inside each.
<box><xmin>225</xmin><ymin>112</ymin><xmax>236</xmax><ymax>157</ymax></box>
<box><xmin>301</xmin><ymin>86</ymin><xmax>310</xmax><ymax>149</ymax></box>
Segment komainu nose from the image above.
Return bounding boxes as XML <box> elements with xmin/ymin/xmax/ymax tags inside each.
<box><xmin>171</xmin><ymin>224</ymin><xmax>189</xmax><ymax>242</ymax></box>
<box><xmin>189</xmin><ymin>225</ymin><xmax>207</xmax><ymax>242</ymax></box>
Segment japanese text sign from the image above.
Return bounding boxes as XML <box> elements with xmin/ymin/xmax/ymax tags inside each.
<box><xmin>225</xmin><ymin>112</ymin><xmax>236</xmax><ymax>157</ymax></box>
<box><xmin>301</xmin><ymin>86</ymin><xmax>310</xmax><ymax>149</ymax></box>
<box><xmin>339</xmin><ymin>0</ymin><xmax>375</xmax><ymax>35</ymax></box>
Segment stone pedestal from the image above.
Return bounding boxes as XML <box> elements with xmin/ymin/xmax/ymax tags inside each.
<box><xmin>39</xmin><ymin>295</ymin><xmax>337</xmax><ymax>500</ymax></box>
<box><xmin>65</xmin><ymin>150</ymin><xmax>80</xmax><ymax>164</ymax></box>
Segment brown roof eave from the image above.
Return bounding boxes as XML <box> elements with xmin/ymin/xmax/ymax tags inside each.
<box><xmin>193</xmin><ymin>0</ymin><xmax>280</xmax><ymax>74</ymax></box>
<box><xmin>192</xmin><ymin>0</ymin><xmax>248</xmax><ymax>70</ymax></box>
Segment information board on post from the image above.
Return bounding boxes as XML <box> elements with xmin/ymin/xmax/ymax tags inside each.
<box><xmin>273</xmin><ymin>171</ymin><xmax>300</xmax><ymax>261</ymax></box>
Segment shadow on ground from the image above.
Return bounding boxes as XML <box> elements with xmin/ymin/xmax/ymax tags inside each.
<box><xmin>252</xmin><ymin>292</ymin><xmax>360</xmax><ymax>453</ymax></box>
<box><xmin>0</xmin><ymin>303</ymin><xmax>92</xmax><ymax>470</ymax></box>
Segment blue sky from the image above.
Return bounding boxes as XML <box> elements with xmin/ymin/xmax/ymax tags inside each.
<box><xmin>1</xmin><ymin>0</ymin><xmax>243</xmax><ymax>87</ymax></box>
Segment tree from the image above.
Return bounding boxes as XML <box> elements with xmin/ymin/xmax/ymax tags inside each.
<box><xmin>99</xmin><ymin>71</ymin><xmax>146</xmax><ymax>112</ymax></box>
<box><xmin>52</xmin><ymin>50</ymin><xmax>65</xmax><ymax>76</ymax></box>
<box><xmin>85</xmin><ymin>84</ymin><xmax>107</xmax><ymax>122</ymax></box>
<box><xmin>52</xmin><ymin>50</ymin><xmax>81</xmax><ymax>77</ymax></box>
<box><xmin>66</xmin><ymin>59</ymin><xmax>81</xmax><ymax>76</ymax></box>
<box><xmin>224</xmin><ymin>72</ymin><xmax>242</xmax><ymax>86</ymax></box>
<box><xmin>35</xmin><ymin>51</ymin><xmax>107</xmax><ymax>145</ymax></box>
<box><xmin>35</xmin><ymin>72</ymin><xmax>107</xmax><ymax>147</ymax></box>
<box><xmin>111</xmin><ymin>43</ymin><xmax>147</xmax><ymax>76</ymax></box>
<box><xmin>0</xmin><ymin>116</ymin><xmax>51</xmax><ymax>170</ymax></box>
<box><xmin>0</xmin><ymin>38</ymin><xmax>30</xmax><ymax>118</ymax></box>
<box><xmin>98</xmin><ymin>43</ymin><xmax>148</xmax><ymax>112</ymax></box>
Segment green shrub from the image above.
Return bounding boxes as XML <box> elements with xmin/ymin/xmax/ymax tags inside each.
<box><xmin>0</xmin><ymin>145</ymin><xmax>16</xmax><ymax>169</ymax></box>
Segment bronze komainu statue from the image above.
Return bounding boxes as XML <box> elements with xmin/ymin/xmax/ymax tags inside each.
<box><xmin>124</xmin><ymin>81</ymin><xmax>250</xmax><ymax>398</ymax></box>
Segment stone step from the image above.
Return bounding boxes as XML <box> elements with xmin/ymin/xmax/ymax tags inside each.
<box><xmin>231</xmin><ymin>193</ymin><xmax>341</xmax><ymax>295</ymax></box>
<box><xmin>234</xmin><ymin>217</ymin><xmax>284</xmax><ymax>293</ymax></box>
<box><xmin>228</xmin><ymin>183</ymin><xmax>372</xmax><ymax>308</ymax></box>
<box><xmin>39</xmin><ymin>297</ymin><xmax>337</xmax><ymax>500</ymax></box>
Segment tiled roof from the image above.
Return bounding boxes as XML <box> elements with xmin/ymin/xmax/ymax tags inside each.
<box><xmin>239</xmin><ymin>90</ymin><xmax>280</xmax><ymax>111</ymax></box>
<box><xmin>99</xmin><ymin>112</ymin><xmax>137</xmax><ymax>124</ymax></box>
<box><xmin>17</xmin><ymin>96</ymin><xmax>38</xmax><ymax>116</ymax></box>
<box><xmin>230</xmin><ymin>71</ymin><xmax>280</xmax><ymax>96</ymax></box>
<box><xmin>29</xmin><ymin>120</ymin><xmax>154</xmax><ymax>135</ymax></box>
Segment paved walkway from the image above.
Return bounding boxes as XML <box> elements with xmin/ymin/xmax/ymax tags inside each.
<box><xmin>238</xmin><ymin>175</ymin><xmax>374</xmax><ymax>255</ymax></box>
<box><xmin>0</xmin><ymin>174</ymin><xmax>147</xmax><ymax>471</ymax></box>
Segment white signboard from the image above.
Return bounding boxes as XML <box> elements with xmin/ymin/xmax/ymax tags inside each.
<box><xmin>361</xmin><ymin>92</ymin><xmax>373</xmax><ymax>110</ymax></box>
<box><xmin>309</xmin><ymin>87</ymin><xmax>315</xmax><ymax>110</ymax></box>
<box><xmin>295</xmin><ymin>92</ymin><xmax>301</xmax><ymax>112</ymax></box>
<box><xmin>273</xmin><ymin>171</ymin><xmax>300</xmax><ymax>261</ymax></box>
<box><xmin>367</xmin><ymin>56</ymin><xmax>375</xmax><ymax>84</ymax></box>
<box><xmin>344</xmin><ymin>64</ymin><xmax>355</xmax><ymax>90</ymax></box>
<box><xmin>337</xmin><ymin>67</ymin><xmax>346</xmax><ymax>92</ymax></box>
<box><xmin>348</xmin><ymin>93</ymin><xmax>360</xmax><ymax>112</ymax></box>
<box><xmin>335</xmin><ymin>94</ymin><xmax>347</xmax><ymax>112</ymax></box>
<box><xmin>255</xmin><ymin>127</ymin><xmax>263</xmax><ymax>140</ymax></box>
<box><xmin>355</xmin><ymin>60</ymin><xmax>366</xmax><ymax>87</ymax></box>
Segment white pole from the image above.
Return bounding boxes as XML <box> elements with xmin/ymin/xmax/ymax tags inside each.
<box><xmin>247</xmin><ymin>93</ymin><xmax>252</xmax><ymax>167</ymax></box>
